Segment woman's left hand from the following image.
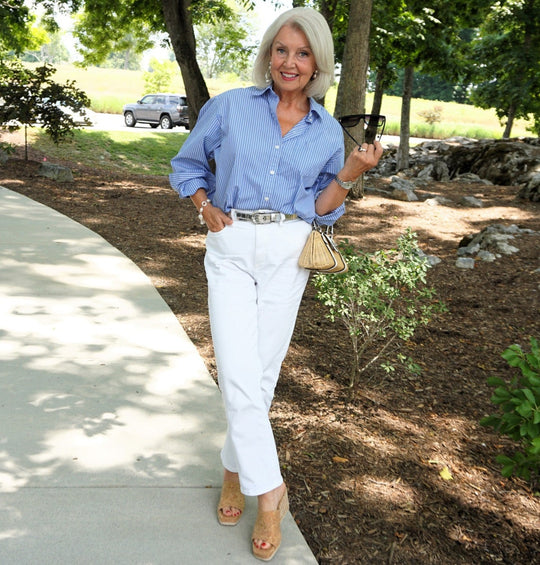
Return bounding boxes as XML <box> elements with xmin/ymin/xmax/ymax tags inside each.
<box><xmin>315</xmin><ymin>140</ymin><xmax>384</xmax><ymax>215</ymax></box>
<box><xmin>341</xmin><ymin>140</ymin><xmax>384</xmax><ymax>180</ymax></box>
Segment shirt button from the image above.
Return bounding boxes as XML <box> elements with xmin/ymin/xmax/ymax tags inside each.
<box><xmin>275</xmin><ymin>145</ymin><xmax>280</xmax><ymax>149</ymax></box>
<box><xmin>264</xmin><ymin>196</ymin><xmax>269</xmax><ymax>201</ymax></box>
<box><xmin>270</xmin><ymin>170</ymin><xmax>275</xmax><ymax>175</ymax></box>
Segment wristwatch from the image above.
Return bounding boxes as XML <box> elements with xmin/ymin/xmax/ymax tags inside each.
<box><xmin>334</xmin><ymin>175</ymin><xmax>356</xmax><ymax>190</ymax></box>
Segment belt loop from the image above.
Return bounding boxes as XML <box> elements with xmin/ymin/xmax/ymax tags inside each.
<box><xmin>230</xmin><ymin>209</ymin><xmax>238</xmax><ymax>221</ymax></box>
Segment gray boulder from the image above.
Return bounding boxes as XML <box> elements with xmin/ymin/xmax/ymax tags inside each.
<box><xmin>38</xmin><ymin>162</ymin><xmax>74</xmax><ymax>182</ymax></box>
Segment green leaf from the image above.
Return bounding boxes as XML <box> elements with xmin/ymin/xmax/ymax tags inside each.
<box><xmin>526</xmin><ymin>421</ymin><xmax>539</xmax><ymax>437</ymax></box>
<box><xmin>492</xmin><ymin>386</ymin><xmax>511</xmax><ymax>399</ymax></box>
<box><xmin>501</xmin><ymin>463</ymin><xmax>515</xmax><ymax>478</ymax></box>
<box><xmin>528</xmin><ymin>375</ymin><xmax>540</xmax><ymax>387</ymax></box>
<box><xmin>516</xmin><ymin>403</ymin><xmax>532</xmax><ymax>418</ymax></box>
<box><xmin>530</xmin><ymin>437</ymin><xmax>540</xmax><ymax>454</ymax></box>
<box><xmin>522</xmin><ymin>388</ymin><xmax>537</xmax><ymax>404</ymax></box>
<box><xmin>522</xmin><ymin>366</ymin><xmax>540</xmax><ymax>380</ymax></box>
<box><xmin>487</xmin><ymin>376</ymin><xmax>507</xmax><ymax>387</ymax></box>
<box><xmin>480</xmin><ymin>415</ymin><xmax>500</xmax><ymax>428</ymax></box>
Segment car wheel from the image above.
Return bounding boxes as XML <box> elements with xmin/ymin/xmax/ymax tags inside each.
<box><xmin>124</xmin><ymin>112</ymin><xmax>136</xmax><ymax>127</ymax></box>
<box><xmin>160</xmin><ymin>115</ymin><xmax>173</xmax><ymax>129</ymax></box>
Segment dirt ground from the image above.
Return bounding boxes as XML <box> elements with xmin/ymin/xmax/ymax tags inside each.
<box><xmin>1</xmin><ymin>137</ymin><xmax>539</xmax><ymax>564</ymax></box>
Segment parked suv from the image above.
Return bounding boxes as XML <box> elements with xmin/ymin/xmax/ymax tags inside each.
<box><xmin>123</xmin><ymin>93</ymin><xmax>189</xmax><ymax>129</ymax></box>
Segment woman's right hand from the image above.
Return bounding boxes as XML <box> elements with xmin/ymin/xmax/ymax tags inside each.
<box><xmin>203</xmin><ymin>204</ymin><xmax>234</xmax><ymax>232</ymax></box>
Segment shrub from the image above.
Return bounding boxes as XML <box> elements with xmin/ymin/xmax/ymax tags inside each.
<box><xmin>417</xmin><ymin>105</ymin><xmax>443</xmax><ymax>125</ymax></box>
<box><xmin>480</xmin><ymin>337</ymin><xmax>540</xmax><ymax>483</ymax></box>
<box><xmin>0</xmin><ymin>61</ymin><xmax>91</xmax><ymax>159</ymax></box>
<box><xmin>313</xmin><ymin>229</ymin><xmax>446</xmax><ymax>386</ymax></box>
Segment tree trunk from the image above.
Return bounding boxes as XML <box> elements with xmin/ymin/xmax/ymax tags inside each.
<box><xmin>161</xmin><ymin>0</ymin><xmax>210</xmax><ymax>128</ymax></box>
<box><xmin>370</xmin><ymin>64</ymin><xmax>386</xmax><ymax>117</ymax></box>
<box><xmin>396</xmin><ymin>65</ymin><xmax>414</xmax><ymax>172</ymax></box>
<box><xmin>503</xmin><ymin>103</ymin><xmax>515</xmax><ymax>139</ymax></box>
<box><xmin>334</xmin><ymin>0</ymin><xmax>373</xmax><ymax>199</ymax></box>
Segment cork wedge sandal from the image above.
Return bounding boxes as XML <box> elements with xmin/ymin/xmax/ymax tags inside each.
<box><xmin>217</xmin><ymin>481</ymin><xmax>245</xmax><ymax>526</ymax></box>
<box><xmin>252</xmin><ymin>488</ymin><xmax>289</xmax><ymax>561</ymax></box>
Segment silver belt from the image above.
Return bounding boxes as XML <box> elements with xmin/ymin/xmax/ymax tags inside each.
<box><xmin>230</xmin><ymin>209</ymin><xmax>298</xmax><ymax>224</ymax></box>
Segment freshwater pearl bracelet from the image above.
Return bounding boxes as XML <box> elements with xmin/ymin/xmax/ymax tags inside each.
<box><xmin>198</xmin><ymin>199</ymin><xmax>211</xmax><ymax>224</ymax></box>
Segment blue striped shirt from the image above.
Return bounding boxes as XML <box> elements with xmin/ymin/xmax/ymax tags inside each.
<box><xmin>169</xmin><ymin>86</ymin><xmax>345</xmax><ymax>225</ymax></box>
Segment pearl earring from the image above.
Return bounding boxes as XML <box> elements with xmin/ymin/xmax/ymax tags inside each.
<box><xmin>266</xmin><ymin>61</ymin><xmax>272</xmax><ymax>82</ymax></box>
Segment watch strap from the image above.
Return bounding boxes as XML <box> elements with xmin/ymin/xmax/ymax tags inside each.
<box><xmin>334</xmin><ymin>175</ymin><xmax>355</xmax><ymax>190</ymax></box>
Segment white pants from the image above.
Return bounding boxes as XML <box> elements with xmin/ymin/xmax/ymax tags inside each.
<box><xmin>204</xmin><ymin>219</ymin><xmax>312</xmax><ymax>496</ymax></box>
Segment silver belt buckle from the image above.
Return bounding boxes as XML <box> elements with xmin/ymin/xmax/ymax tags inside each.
<box><xmin>252</xmin><ymin>212</ymin><xmax>271</xmax><ymax>224</ymax></box>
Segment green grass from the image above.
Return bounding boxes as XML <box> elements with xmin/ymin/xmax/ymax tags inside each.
<box><xmin>17</xmin><ymin>63</ymin><xmax>534</xmax><ymax>175</ymax></box>
<box><xmin>32</xmin><ymin>129</ymin><xmax>189</xmax><ymax>176</ymax></box>
<box><xmin>40</xmin><ymin>63</ymin><xmax>534</xmax><ymax>139</ymax></box>
<box><xmin>324</xmin><ymin>87</ymin><xmax>532</xmax><ymax>139</ymax></box>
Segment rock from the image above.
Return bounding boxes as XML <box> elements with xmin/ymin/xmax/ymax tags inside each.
<box><xmin>455</xmin><ymin>224</ymin><xmax>536</xmax><ymax>267</ymax></box>
<box><xmin>424</xmin><ymin>196</ymin><xmax>453</xmax><ymax>206</ymax></box>
<box><xmin>414</xmin><ymin>247</ymin><xmax>442</xmax><ymax>267</ymax></box>
<box><xmin>391</xmin><ymin>187</ymin><xmax>418</xmax><ymax>201</ymax></box>
<box><xmin>38</xmin><ymin>162</ymin><xmax>74</xmax><ymax>182</ymax></box>
<box><xmin>0</xmin><ymin>149</ymin><xmax>9</xmax><ymax>165</ymax></box>
<box><xmin>457</xmin><ymin>243</ymin><xmax>480</xmax><ymax>256</ymax></box>
<box><xmin>417</xmin><ymin>161</ymin><xmax>450</xmax><ymax>181</ymax></box>
<box><xmin>476</xmin><ymin>250</ymin><xmax>497</xmax><ymax>262</ymax></box>
<box><xmin>444</xmin><ymin>138</ymin><xmax>539</xmax><ymax>185</ymax></box>
<box><xmin>389</xmin><ymin>176</ymin><xmax>418</xmax><ymax>201</ymax></box>
<box><xmin>378</xmin><ymin>137</ymin><xmax>539</xmax><ymax>189</ymax></box>
<box><xmin>456</xmin><ymin>257</ymin><xmax>475</xmax><ymax>269</ymax></box>
<box><xmin>518</xmin><ymin>172</ymin><xmax>540</xmax><ymax>202</ymax></box>
<box><xmin>497</xmin><ymin>242</ymin><xmax>520</xmax><ymax>255</ymax></box>
<box><xmin>452</xmin><ymin>172</ymin><xmax>492</xmax><ymax>184</ymax></box>
<box><xmin>460</xmin><ymin>196</ymin><xmax>483</xmax><ymax>207</ymax></box>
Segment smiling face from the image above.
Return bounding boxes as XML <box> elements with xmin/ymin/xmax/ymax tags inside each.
<box><xmin>269</xmin><ymin>24</ymin><xmax>317</xmax><ymax>98</ymax></box>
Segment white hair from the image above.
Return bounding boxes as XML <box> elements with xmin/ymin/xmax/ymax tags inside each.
<box><xmin>252</xmin><ymin>7</ymin><xmax>334</xmax><ymax>100</ymax></box>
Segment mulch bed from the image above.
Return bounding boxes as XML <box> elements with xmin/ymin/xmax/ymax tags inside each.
<box><xmin>1</xmin><ymin>138</ymin><xmax>539</xmax><ymax>564</ymax></box>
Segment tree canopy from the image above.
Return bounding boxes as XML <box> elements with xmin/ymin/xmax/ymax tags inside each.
<box><xmin>470</xmin><ymin>0</ymin><xmax>540</xmax><ymax>136</ymax></box>
<box><xmin>0</xmin><ymin>60</ymin><xmax>91</xmax><ymax>157</ymax></box>
<box><xmin>0</xmin><ymin>0</ymin><xmax>34</xmax><ymax>54</ymax></box>
<box><xmin>3</xmin><ymin>0</ymin><xmax>538</xmax><ymax>153</ymax></box>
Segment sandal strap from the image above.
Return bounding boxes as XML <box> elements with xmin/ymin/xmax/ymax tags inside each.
<box><xmin>218</xmin><ymin>481</ymin><xmax>245</xmax><ymax>512</ymax></box>
<box><xmin>252</xmin><ymin>509</ymin><xmax>281</xmax><ymax>548</ymax></box>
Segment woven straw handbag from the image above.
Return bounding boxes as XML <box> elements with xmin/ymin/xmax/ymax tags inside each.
<box><xmin>298</xmin><ymin>223</ymin><xmax>348</xmax><ymax>274</ymax></box>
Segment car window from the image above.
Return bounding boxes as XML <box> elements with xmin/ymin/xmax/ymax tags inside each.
<box><xmin>140</xmin><ymin>96</ymin><xmax>155</xmax><ymax>105</ymax></box>
<box><xmin>169</xmin><ymin>96</ymin><xmax>179</xmax><ymax>105</ymax></box>
<box><xmin>179</xmin><ymin>97</ymin><xmax>187</xmax><ymax>106</ymax></box>
<box><xmin>155</xmin><ymin>96</ymin><xmax>165</xmax><ymax>105</ymax></box>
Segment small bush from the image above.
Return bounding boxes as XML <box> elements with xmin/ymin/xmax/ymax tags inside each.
<box><xmin>0</xmin><ymin>141</ymin><xmax>15</xmax><ymax>155</ymax></box>
<box><xmin>481</xmin><ymin>337</ymin><xmax>540</xmax><ymax>483</ymax></box>
<box><xmin>417</xmin><ymin>105</ymin><xmax>443</xmax><ymax>125</ymax></box>
<box><xmin>313</xmin><ymin>229</ymin><xmax>446</xmax><ymax>386</ymax></box>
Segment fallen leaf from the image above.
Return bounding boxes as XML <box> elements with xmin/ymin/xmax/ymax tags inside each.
<box><xmin>439</xmin><ymin>466</ymin><xmax>453</xmax><ymax>480</ymax></box>
<box><xmin>333</xmin><ymin>456</ymin><xmax>349</xmax><ymax>464</ymax></box>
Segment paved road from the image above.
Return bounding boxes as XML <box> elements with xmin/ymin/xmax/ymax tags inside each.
<box><xmin>88</xmin><ymin>112</ymin><xmax>188</xmax><ymax>133</ymax></box>
<box><xmin>88</xmin><ymin>112</ymin><xmax>430</xmax><ymax>146</ymax></box>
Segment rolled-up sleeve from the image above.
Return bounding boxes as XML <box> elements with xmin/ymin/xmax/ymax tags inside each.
<box><xmin>169</xmin><ymin>97</ymin><xmax>222</xmax><ymax>199</ymax></box>
<box><xmin>312</xmin><ymin>147</ymin><xmax>345</xmax><ymax>225</ymax></box>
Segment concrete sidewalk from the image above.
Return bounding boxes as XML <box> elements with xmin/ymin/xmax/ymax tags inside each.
<box><xmin>0</xmin><ymin>186</ymin><xmax>317</xmax><ymax>564</ymax></box>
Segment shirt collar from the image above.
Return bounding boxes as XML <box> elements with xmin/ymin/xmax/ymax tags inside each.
<box><xmin>253</xmin><ymin>85</ymin><xmax>322</xmax><ymax>123</ymax></box>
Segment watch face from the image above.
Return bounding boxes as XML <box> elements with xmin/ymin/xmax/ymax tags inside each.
<box><xmin>336</xmin><ymin>176</ymin><xmax>354</xmax><ymax>189</ymax></box>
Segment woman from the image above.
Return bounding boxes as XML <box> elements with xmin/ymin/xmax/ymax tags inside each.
<box><xmin>170</xmin><ymin>7</ymin><xmax>383</xmax><ymax>561</ymax></box>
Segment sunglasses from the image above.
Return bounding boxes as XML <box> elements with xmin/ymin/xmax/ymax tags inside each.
<box><xmin>338</xmin><ymin>114</ymin><xmax>386</xmax><ymax>145</ymax></box>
